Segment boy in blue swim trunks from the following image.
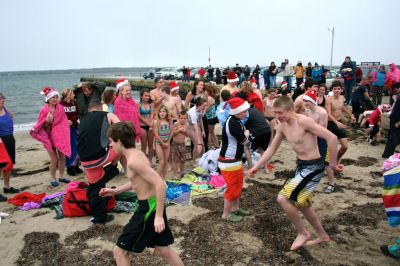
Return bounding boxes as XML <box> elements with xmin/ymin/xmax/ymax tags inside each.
<box><xmin>249</xmin><ymin>96</ymin><xmax>342</xmax><ymax>251</ymax></box>
<box><xmin>99</xmin><ymin>122</ymin><xmax>183</xmax><ymax>266</ymax></box>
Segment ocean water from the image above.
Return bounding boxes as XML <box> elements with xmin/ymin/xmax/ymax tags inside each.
<box><xmin>0</xmin><ymin>68</ymin><xmax>146</xmax><ymax>132</ymax></box>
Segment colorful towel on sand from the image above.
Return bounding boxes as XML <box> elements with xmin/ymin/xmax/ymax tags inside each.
<box><xmin>168</xmin><ymin>167</ymin><xmax>225</xmax><ymax>198</ymax></box>
<box><xmin>8</xmin><ymin>192</ymin><xmax>47</xmax><ymax>207</ymax></box>
<box><xmin>383</xmin><ymin>165</ymin><xmax>400</xmax><ymax>227</ymax></box>
<box><xmin>166</xmin><ymin>182</ymin><xmax>192</xmax><ymax>205</ymax></box>
<box><xmin>0</xmin><ymin>140</ymin><xmax>13</xmax><ymax>172</ymax></box>
<box><xmin>30</xmin><ymin>103</ymin><xmax>71</xmax><ymax>157</ymax></box>
<box><xmin>382</xmin><ymin>153</ymin><xmax>400</xmax><ymax>173</ymax></box>
<box><xmin>114</xmin><ymin>96</ymin><xmax>141</xmax><ymax>142</ymax></box>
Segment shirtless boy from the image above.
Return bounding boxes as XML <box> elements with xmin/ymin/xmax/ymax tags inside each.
<box><xmin>249</xmin><ymin>96</ymin><xmax>342</xmax><ymax>251</ymax></box>
<box><xmin>162</xmin><ymin>85</ymin><xmax>181</xmax><ymax>122</ymax></box>
<box><xmin>171</xmin><ymin>111</ymin><xmax>188</xmax><ymax>179</ymax></box>
<box><xmin>150</xmin><ymin>77</ymin><xmax>166</xmax><ymax>119</ymax></box>
<box><xmin>293</xmin><ymin>78</ymin><xmax>319</xmax><ymax>114</ymax></box>
<box><xmin>100</xmin><ymin>122</ymin><xmax>184</xmax><ymax>266</ymax></box>
<box><xmin>326</xmin><ymin>80</ymin><xmax>356</xmax><ymax>162</ymax></box>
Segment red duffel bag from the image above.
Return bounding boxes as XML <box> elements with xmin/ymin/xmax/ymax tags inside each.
<box><xmin>63</xmin><ymin>182</ymin><xmax>115</xmax><ymax>217</ymax></box>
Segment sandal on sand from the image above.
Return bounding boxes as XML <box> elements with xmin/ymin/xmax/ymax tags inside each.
<box><xmin>233</xmin><ymin>208</ymin><xmax>252</xmax><ymax>216</ymax></box>
<box><xmin>324</xmin><ymin>184</ymin><xmax>336</xmax><ymax>194</ymax></box>
<box><xmin>380</xmin><ymin>245</ymin><xmax>400</xmax><ymax>259</ymax></box>
<box><xmin>0</xmin><ymin>194</ymin><xmax>7</xmax><ymax>202</ymax></box>
<box><xmin>223</xmin><ymin>213</ymin><xmax>243</xmax><ymax>222</ymax></box>
<box><xmin>3</xmin><ymin>187</ymin><xmax>20</xmax><ymax>194</ymax></box>
<box><xmin>59</xmin><ymin>178</ymin><xmax>71</xmax><ymax>184</ymax></box>
<box><xmin>50</xmin><ymin>181</ymin><xmax>60</xmax><ymax>187</ymax></box>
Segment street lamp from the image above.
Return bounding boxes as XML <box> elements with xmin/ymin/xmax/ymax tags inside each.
<box><xmin>328</xmin><ymin>27</ymin><xmax>335</xmax><ymax>70</ymax></box>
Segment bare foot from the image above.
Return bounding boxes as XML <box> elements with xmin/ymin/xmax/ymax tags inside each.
<box><xmin>305</xmin><ymin>236</ymin><xmax>331</xmax><ymax>247</ymax></box>
<box><xmin>290</xmin><ymin>232</ymin><xmax>311</xmax><ymax>251</ymax></box>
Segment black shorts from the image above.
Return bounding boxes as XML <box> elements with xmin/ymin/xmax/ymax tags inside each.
<box><xmin>365</xmin><ymin>122</ymin><xmax>380</xmax><ymax>137</ymax></box>
<box><xmin>0</xmin><ymin>135</ymin><xmax>15</xmax><ymax>164</ymax></box>
<box><xmin>140</xmin><ymin>125</ymin><xmax>150</xmax><ymax>132</ymax></box>
<box><xmin>116</xmin><ymin>197</ymin><xmax>174</xmax><ymax>253</ymax></box>
<box><xmin>327</xmin><ymin>121</ymin><xmax>347</xmax><ymax>140</ymax></box>
<box><xmin>249</xmin><ymin>132</ymin><xmax>271</xmax><ymax>151</ymax></box>
<box><xmin>317</xmin><ymin>137</ymin><xmax>328</xmax><ymax>163</ymax></box>
<box><xmin>207</xmin><ymin>116</ymin><xmax>219</xmax><ymax>125</ymax></box>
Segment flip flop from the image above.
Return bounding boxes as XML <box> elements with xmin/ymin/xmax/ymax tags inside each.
<box><xmin>380</xmin><ymin>245</ymin><xmax>399</xmax><ymax>259</ymax></box>
<box><xmin>324</xmin><ymin>184</ymin><xmax>336</xmax><ymax>194</ymax></box>
<box><xmin>223</xmin><ymin>213</ymin><xmax>243</xmax><ymax>223</ymax></box>
<box><xmin>51</xmin><ymin>181</ymin><xmax>60</xmax><ymax>187</ymax></box>
<box><xmin>59</xmin><ymin>178</ymin><xmax>71</xmax><ymax>184</ymax></box>
<box><xmin>233</xmin><ymin>208</ymin><xmax>252</xmax><ymax>216</ymax></box>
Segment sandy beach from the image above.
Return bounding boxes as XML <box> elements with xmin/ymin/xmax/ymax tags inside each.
<box><xmin>0</xmin><ymin>125</ymin><xmax>398</xmax><ymax>265</ymax></box>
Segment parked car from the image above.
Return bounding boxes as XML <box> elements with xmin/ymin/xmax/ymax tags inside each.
<box><xmin>155</xmin><ymin>67</ymin><xmax>181</xmax><ymax>80</ymax></box>
<box><xmin>142</xmin><ymin>69</ymin><xmax>155</xmax><ymax>80</ymax></box>
<box><xmin>275</xmin><ymin>72</ymin><xmax>296</xmax><ymax>89</ymax></box>
<box><xmin>358</xmin><ymin>62</ymin><xmax>382</xmax><ymax>92</ymax></box>
<box><xmin>190</xmin><ymin>67</ymin><xmax>201</xmax><ymax>80</ymax></box>
<box><xmin>325</xmin><ymin>70</ymin><xmax>344</xmax><ymax>89</ymax></box>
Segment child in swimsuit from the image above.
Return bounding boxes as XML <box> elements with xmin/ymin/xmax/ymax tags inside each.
<box><xmin>171</xmin><ymin>111</ymin><xmax>188</xmax><ymax>179</ymax></box>
<box><xmin>138</xmin><ymin>89</ymin><xmax>154</xmax><ymax>163</ymax></box>
<box><xmin>154</xmin><ymin>105</ymin><xmax>172</xmax><ymax>179</ymax></box>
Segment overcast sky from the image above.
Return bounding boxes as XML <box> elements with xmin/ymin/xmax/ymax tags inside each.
<box><xmin>1</xmin><ymin>0</ymin><xmax>398</xmax><ymax>71</ymax></box>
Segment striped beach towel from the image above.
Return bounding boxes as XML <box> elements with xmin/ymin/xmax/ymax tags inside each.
<box><xmin>383</xmin><ymin>165</ymin><xmax>400</xmax><ymax>227</ymax></box>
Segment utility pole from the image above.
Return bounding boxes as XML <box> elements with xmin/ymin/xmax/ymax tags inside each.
<box><xmin>208</xmin><ymin>46</ymin><xmax>211</xmax><ymax>66</ymax></box>
<box><xmin>328</xmin><ymin>27</ymin><xmax>335</xmax><ymax>70</ymax></box>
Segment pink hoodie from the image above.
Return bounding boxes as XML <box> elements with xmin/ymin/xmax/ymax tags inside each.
<box><xmin>114</xmin><ymin>96</ymin><xmax>141</xmax><ymax>142</ymax></box>
<box><xmin>30</xmin><ymin>103</ymin><xmax>71</xmax><ymax>157</ymax></box>
<box><xmin>385</xmin><ymin>63</ymin><xmax>400</xmax><ymax>84</ymax></box>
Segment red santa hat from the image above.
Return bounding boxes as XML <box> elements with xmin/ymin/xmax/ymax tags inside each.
<box><xmin>227</xmin><ymin>71</ymin><xmax>239</xmax><ymax>83</ymax></box>
<box><xmin>220</xmin><ymin>97</ymin><xmax>250</xmax><ymax>115</ymax></box>
<box><xmin>303</xmin><ymin>89</ymin><xmax>317</xmax><ymax>105</ymax></box>
<box><xmin>169</xmin><ymin>81</ymin><xmax>179</xmax><ymax>92</ymax></box>
<box><xmin>40</xmin><ymin>86</ymin><xmax>59</xmax><ymax>102</ymax></box>
<box><xmin>300</xmin><ymin>81</ymin><xmax>305</xmax><ymax>88</ymax></box>
<box><xmin>280</xmin><ymin>81</ymin><xmax>288</xmax><ymax>89</ymax></box>
<box><xmin>115</xmin><ymin>79</ymin><xmax>130</xmax><ymax>91</ymax></box>
<box><xmin>250</xmin><ymin>77</ymin><xmax>257</xmax><ymax>88</ymax></box>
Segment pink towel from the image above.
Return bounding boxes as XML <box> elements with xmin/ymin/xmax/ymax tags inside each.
<box><xmin>114</xmin><ymin>96</ymin><xmax>141</xmax><ymax>142</ymax></box>
<box><xmin>209</xmin><ymin>174</ymin><xmax>226</xmax><ymax>188</ymax></box>
<box><xmin>30</xmin><ymin>103</ymin><xmax>71</xmax><ymax>157</ymax></box>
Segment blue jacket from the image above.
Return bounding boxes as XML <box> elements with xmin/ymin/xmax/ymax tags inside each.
<box><xmin>216</xmin><ymin>102</ymin><xmax>230</xmax><ymax>126</ymax></box>
<box><xmin>373</xmin><ymin>70</ymin><xmax>386</xmax><ymax>87</ymax></box>
<box><xmin>312</xmin><ymin>68</ymin><xmax>323</xmax><ymax>82</ymax></box>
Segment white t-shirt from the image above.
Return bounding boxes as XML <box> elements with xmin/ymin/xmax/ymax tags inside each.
<box><xmin>187</xmin><ymin>106</ymin><xmax>201</xmax><ymax>127</ymax></box>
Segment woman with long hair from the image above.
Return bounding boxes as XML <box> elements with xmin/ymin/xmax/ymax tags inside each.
<box><xmin>185</xmin><ymin>80</ymin><xmax>209</xmax><ymax>151</ymax></box>
<box><xmin>137</xmin><ymin>89</ymin><xmax>154</xmax><ymax>163</ymax></box>
<box><xmin>60</xmin><ymin>88</ymin><xmax>83</xmax><ymax>176</ymax></box>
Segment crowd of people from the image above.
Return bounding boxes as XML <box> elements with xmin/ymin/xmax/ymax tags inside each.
<box><xmin>0</xmin><ymin>56</ymin><xmax>400</xmax><ymax>264</ymax></box>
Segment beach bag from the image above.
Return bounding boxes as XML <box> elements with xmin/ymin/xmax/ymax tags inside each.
<box><xmin>382</xmin><ymin>153</ymin><xmax>400</xmax><ymax>173</ymax></box>
<box><xmin>63</xmin><ymin>182</ymin><xmax>115</xmax><ymax>217</ymax></box>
